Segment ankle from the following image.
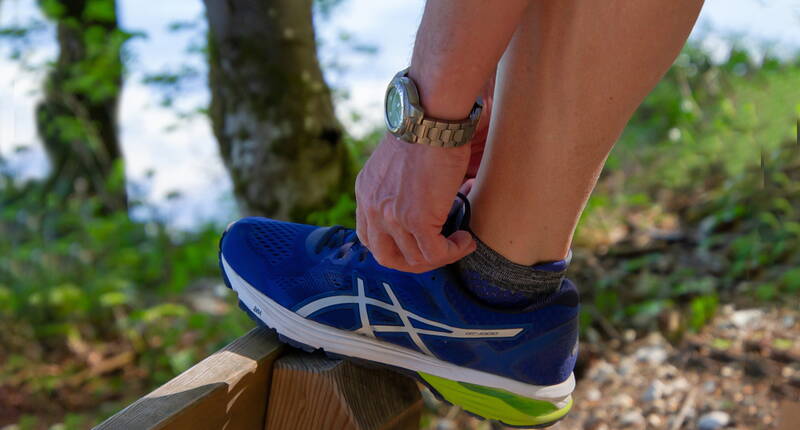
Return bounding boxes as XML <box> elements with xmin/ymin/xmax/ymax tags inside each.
<box><xmin>455</xmin><ymin>233</ymin><xmax>569</xmax><ymax>308</ymax></box>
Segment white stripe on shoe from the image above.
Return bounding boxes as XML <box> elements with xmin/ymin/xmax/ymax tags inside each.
<box><xmin>221</xmin><ymin>255</ymin><xmax>574</xmax><ymax>407</ymax></box>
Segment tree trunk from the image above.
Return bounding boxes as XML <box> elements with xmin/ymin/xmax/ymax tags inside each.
<box><xmin>205</xmin><ymin>0</ymin><xmax>352</xmax><ymax>221</ymax></box>
<box><xmin>36</xmin><ymin>0</ymin><xmax>127</xmax><ymax>212</ymax></box>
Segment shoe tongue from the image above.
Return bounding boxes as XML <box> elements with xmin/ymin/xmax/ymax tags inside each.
<box><xmin>441</xmin><ymin>193</ymin><xmax>471</xmax><ymax>237</ymax></box>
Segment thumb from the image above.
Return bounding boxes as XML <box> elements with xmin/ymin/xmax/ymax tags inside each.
<box><xmin>444</xmin><ymin>230</ymin><xmax>477</xmax><ymax>263</ymax></box>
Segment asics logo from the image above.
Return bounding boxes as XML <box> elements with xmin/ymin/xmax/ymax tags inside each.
<box><xmin>295</xmin><ymin>277</ymin><xmax>524</xmax><ymax>356</ymax></box>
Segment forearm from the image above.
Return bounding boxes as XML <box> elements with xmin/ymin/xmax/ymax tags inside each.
<box><xmin>408</xmin><ymin>0</ymin><xmax>529</xmax><ymax>120</ymax></box>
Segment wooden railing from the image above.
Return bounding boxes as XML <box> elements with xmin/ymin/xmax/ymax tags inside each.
<box><xmin>95</xmin><ymin>328</ymin><xmax>422</xmax><ymax>430</ymax></box>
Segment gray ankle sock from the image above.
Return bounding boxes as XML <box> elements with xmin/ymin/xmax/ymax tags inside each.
<box><xmin>455</xmin><ymin>235</ymin><xmax>568</xmax><ymax>307</ymax></box>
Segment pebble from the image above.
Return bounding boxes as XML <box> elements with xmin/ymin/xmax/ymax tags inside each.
<box><xmin>656</xmin><ymin>364</ymin><xmax>678</xmax><ymax>379</ymax></box>
<box><xmin>704</xmin><ymin>380</ymin><xmax>717</xmax><ymax>393</ymax></box>
<box><xmin>591</xmin><ymin>361</ymin><xmax>616</xmax><ymax>383</ymax></box>
<box><xmin>671</xmin><ymin>377</ymin><xmax>690</xmax><ymax>393</ymax></box>
<box><xmin>642</xmin><ymin>379</ymin><xmax>664</xmax><ymax>402</ymax></box>
<box><xmin>586</xmin><ymin>387</ymin><xmax>602</xmax><ymax>402</ymax></box>
<box><xmin>697</xmin><ymin>411</ymin><xmax>731</xmax><ymax>430</ymax></box>
<box><xmin>618</xmin><ymin>357</ymin><xmax>635</xmax><ymax>376</ymax></box>
<box><xmin>619</xmin><ymin>411</ymin><xmax>645</xmax><ymax>427</ymax></box>
<box><xmin>435</xmin><ymin>419</ymin><xmax>456</xmax><ymax>430</ymax></box>
<box><xmin>635</xmin><ymin>345</ymin><xmax>668</xmax><ymax>365</ymax></box>
<box><xmin>613</xmin><ymin>393</ymin><xmax>635</xmax><ymax>408</ymax></box>
<box><xmin>730</xmin><ymin>309</ymin><xmax>763</xmax><ymax>329</ymax></box>
<box><xmin>585</xmin><ymin>421</ymin><xmax>609</xmax><ymax>430</ymax></box>
<box><xmin>647</xmin><ymin>413</ymin><xmax>663</xmax><ymax>427</ymax></box>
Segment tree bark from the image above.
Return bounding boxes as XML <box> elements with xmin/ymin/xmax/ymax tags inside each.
<box><xmin>36</xmin><ymin>0</ymin><xmax>127</xmax><ymax>212</ymax></box>
<box><xmin>205</xmin><ymin>0</ymin><xmax>352</xmax><ymax>221</ymax></box>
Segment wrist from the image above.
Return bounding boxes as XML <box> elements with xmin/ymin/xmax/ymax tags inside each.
<box><xmin>407</xmin><ymin>65</ymin><xmax>478</xmax><ymax>121</ymax></box>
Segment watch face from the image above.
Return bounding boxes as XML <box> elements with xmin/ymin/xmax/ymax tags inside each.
<box><xmin>386</xmin><ymin>85</ymin><xmax>404</xmax><ymax>131</ymax></box>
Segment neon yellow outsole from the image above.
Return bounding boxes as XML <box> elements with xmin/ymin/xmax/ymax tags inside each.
<box><xmin>418</xmin><ymin>372</ymin><xmax>573</xmax><ymax>428</ymax></box>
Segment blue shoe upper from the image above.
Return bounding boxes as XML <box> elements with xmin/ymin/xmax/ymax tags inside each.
<box><xmin>220</xmin><ymin>209</ymin><xmax>579</xmax><ymax>387</ymax></box>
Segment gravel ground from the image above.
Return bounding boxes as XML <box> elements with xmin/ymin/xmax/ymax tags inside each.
<box><xmin>421</xmin><ymin>306</ymin><xmax>799</xmax><ymax>430</ymax></box>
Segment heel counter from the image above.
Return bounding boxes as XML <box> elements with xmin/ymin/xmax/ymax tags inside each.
<box><xmin>512</xmin><ymin>311</ymin><xmax>580</xmax><ymax>386</ymax></box>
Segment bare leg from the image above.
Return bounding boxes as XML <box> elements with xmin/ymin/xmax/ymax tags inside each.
<box><xmin>469</xmin><ymin>0</ymin><xmax>705</xmax><ymax>265</ymax></box>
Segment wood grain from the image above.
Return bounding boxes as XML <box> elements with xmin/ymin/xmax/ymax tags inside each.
<box><xmin>94</xmin><ymin>327</ymin><xmax>282</xmax><ymax>430</ymax></box>
<box><xmin>777</xmin><ymin>400</ymin><xmax>800</xmax><ymax>430</ymax></box>
<box><xmin>265</xmin><ymin>353</ymin><xmax>422</xmax><ymax>430</ymax></box>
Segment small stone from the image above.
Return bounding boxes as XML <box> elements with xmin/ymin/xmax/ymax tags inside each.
<box><xmin>635</xmin><ymin>345</ymin><xmax>668</xmax><ymax>365</ymax></box>
<box><xmin>721</xmin><ymin>304</ymin><xmax>735</xmax><ymax>315</ymax></box>
<box><xmin>587</xmin><ymin>387</ymin><xmax>602</xmax><ymax>402</ymax></box>
<box><xmin>647</xmin><ymin>413</ymin><xmax>663</xmax><ymax>427</ymax></box>
<box><xmin>591</xmin><ymin>360</ymin><xmax>616</xmax><ymax>383</ymax></box>
<box><xmin>698</xmin><ymin>411</ymin><xmax>730</xmax><ymax>430</ymax></box>
<box><xmin>586</xmin><ymin>421</ymin><xmax>609</xmax><ymax>430</ymax></box>
<box><xmin>620</xmin><ymin>411</ymin><xmax>645</xmax><ymax>427</ymax></box>
<box><xmin>656</xmin><ymin>364</ymin><xmax>679</xmax><ymax>379</ymax></box>
<box><xmin>730</xmin><ymin>309</ymin><xmax>763</xmax><ymax>329</ymax></box>
<box><xmin>618</xmin><ymin>360</ymin><xmax>635</xmax><ymax>376</ymax></box>
<box><xmin>614</xmin><ymin>393</ymin><xmax>634</xmax><ymax>408</ymax></box>
<box><xmin>671</xmin><ymin>377</ymin><xmax>690</xmax><ymax>393</ymax></box>
<box><xmin>782</xmin><ymin>366</ymin><xmax>794</xmax><ymax>378</ymax></box>
<box><xmin>667</xmin><ymin>396</ymin><xmax>682</xmax><ymax>413</ymax></box>
<box><xmin>642</xmin><ymin>380</ymin><xmax>664</xmax><ymax>402</ymax></box>
<box><xmin>435</xmin><ymin>418</ymin><xmax>456</xmax><ymax>430</ymax></box>
<box><xmin>721</xmin><ymin>366</ymin><xmax>734</xmax><ymax>377</ymax></box>
<box><xmin>704</xmin><ymin>380</ymin><xmax>717</xmax><ymax>393</ymax></box>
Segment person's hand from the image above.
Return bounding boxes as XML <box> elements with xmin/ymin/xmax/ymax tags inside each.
<box><xmin>355</xmin><ymin>134</ymin><xmax>476</xmax><ymax>273</ymax></box>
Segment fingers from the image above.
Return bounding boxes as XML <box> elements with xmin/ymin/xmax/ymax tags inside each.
<box><xmin>387</xmin><ymin>228</ymin><xmax>426</xmax><ymax>267</ymax></box>
<box><xmin>415</xmin><ymin>228</ymin><xmax>476</xmax><ymax>268</ymax></box>
<box><xmin>446</xmin><ymin>230</ymin><xmax>477</xmax><ymax>260</ymax></box>
<box><xmin>366</xmin><ymin>222</ymin><xmax>404</xmax><ymax>268</ymax></box>
<box><xmin>357</xmin><ymin>202</ymin><xmax>477</xmax><ymax>272</ymax></box>
<box><xmin>459</xmin><ymin>178</ymin><xmax>475</xmax><ymax>196</ymax></box>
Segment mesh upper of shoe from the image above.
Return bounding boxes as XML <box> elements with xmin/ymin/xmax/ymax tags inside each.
<box><xmin>221</xmin><ymin>216</ymin><xmax>579</xmax><ymax>387</ymax></box>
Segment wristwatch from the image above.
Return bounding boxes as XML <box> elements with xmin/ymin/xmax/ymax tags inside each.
<box><xmin>384</xmin><ymin>68</ymin><xmax>483</xmax><ymax>148</ymax></box>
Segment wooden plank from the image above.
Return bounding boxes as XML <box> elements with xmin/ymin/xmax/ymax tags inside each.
<box><xmin>265</xmin><ymin>353</ymin><xmax>422</xmax><ymax>430</ymax></box>
<box><xmin>777</xmin><ymin>400</ymin><xmax>800</xmax><ymax>430</ymax></box>
<box><xmin>94</xmin><ymin>327</ymin><xmax>283</xmax><ymax>430</ymax></box>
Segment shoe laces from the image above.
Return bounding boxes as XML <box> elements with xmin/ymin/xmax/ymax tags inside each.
<box><xmin>315</xmin><ymin>226</ymin><xmax>368</xmax><ymax>261</ymax></box>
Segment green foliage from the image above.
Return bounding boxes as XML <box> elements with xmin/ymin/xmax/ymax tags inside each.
<box><xmin>0</xmin><ymin>172</ymin><xmax>251</xmax><ymax>426</ymax></box>
<box><xmin>689</xmin><ymin>295</ymin><xmax>719</xmax><ymax>332</ymax></box>
<box><xmin>576</xmin><ymin>44</ymin><xmax>800</xmax><ymax>336</ymax></box>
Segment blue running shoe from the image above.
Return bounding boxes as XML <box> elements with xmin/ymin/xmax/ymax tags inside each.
<box><xmin>219</xmin><ymin>197</ymin><xmax>579</xmax><ymax>428</ymax></box>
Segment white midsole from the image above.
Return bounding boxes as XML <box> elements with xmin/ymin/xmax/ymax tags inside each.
<box><xmin>222</xmin><ymin>256</ymin><xmax>574</xmax><ymax>408</ymax></box>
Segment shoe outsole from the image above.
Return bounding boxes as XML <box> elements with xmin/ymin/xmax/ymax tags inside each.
<box><xmin>219</xmin><ymin>250</ymin><xmax>568</xmax><ymax>429</ymax></box>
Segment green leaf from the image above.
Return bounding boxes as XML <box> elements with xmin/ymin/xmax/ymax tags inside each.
<box><xmin>83</xmin><ymin>0</ymin><xmax>117</xmax><ymax>22</ymax></box>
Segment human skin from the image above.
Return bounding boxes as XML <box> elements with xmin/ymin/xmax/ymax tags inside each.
<box><xmin>356</xmin><ymin>0</ymin><xmax>705</xmax><ymax>272</ymax></box>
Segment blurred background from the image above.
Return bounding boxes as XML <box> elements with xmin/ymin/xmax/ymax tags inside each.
<box><xmin>0</xmin><ymin>0</ymin><xmax>798</xmax><ymax>429</ymax></box>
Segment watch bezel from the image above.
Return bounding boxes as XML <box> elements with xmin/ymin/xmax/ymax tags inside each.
<box><xmin>384</xmin><ymin>68</ymin><xmax>423</xmax><ymax>139</ymax></box>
